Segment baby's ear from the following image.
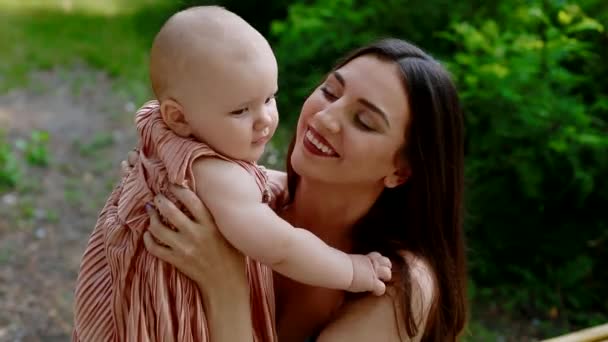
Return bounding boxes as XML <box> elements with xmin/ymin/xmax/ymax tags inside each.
<box><xmin>159</xmin><ymin>99</ymin><xmax>192</xmax><ymax>137</ymax></box>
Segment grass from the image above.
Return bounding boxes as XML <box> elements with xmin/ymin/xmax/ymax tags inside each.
<box><xmin>0</xmin><ymin>0</ymin><xmax>180</xmax><ymax>102</ymax></box>
<box><xmin>76</xmin><ymin>132</ymin><xmax>115</xmax><ymax>157</ymax></box>
<box><xmin>0</xmin><ymin>135</ymin><xmax>21</xmax><ymax>191</ymax></box>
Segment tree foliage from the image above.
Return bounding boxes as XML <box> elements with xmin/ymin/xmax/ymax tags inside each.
<box><xmin>267</xmin><ymin>0</ymin><xmax>608</xmax><ymax>322</ymax></box>
<box><xmin>187</xmin><ymin>0</ymin><xmax>608</xmax><ymax>323</ymax></box>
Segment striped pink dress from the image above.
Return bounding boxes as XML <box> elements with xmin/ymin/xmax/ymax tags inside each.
<box><xmin>72</xmin><ymin>100</ymin><xmax>279</xmax><ymax>342</ymax></box>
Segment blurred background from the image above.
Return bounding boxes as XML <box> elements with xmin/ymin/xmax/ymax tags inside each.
<box><xmin>0</xmin><ymin>0</ymin><xmax>606</xmax><ymax>341</ymax></box>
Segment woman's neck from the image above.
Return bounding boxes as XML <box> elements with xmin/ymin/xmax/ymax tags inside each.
<box><xmin>283</xmin><ymin>177</ymin><xmax>384</xmax><ymax>248</ymax></box>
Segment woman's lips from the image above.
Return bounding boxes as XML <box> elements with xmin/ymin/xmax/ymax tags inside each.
<box><xmin>303</xmin><ymin>127</ymin><xmax>339</xmax><ymax>157</ymax></box>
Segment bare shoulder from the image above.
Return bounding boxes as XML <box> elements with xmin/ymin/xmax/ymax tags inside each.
<box><xmin>191</xmin><ymin>158</ymin><xmax>261</xmax><ymax>203</ymax></box>
<box><xmin>317</xmin><ymin>252</ymin><xmax>436</xmax><ymax>342</ymax></box>
<box><xmin>192</xmin><ymin>157</ymin><xmax>248</xmax><ymax>180</ymax></box>
<box><xmin>404</xmin><ymin>252</ymin><xmax>435</xmax><ymax>303</ymax></box>
<box><xmin>401</xmin><ymin>252</ymin><xmax>436</xmax><ymax>332</ymax></box>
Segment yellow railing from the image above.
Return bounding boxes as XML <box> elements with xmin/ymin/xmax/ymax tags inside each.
<box><xmin>542</xmin><ymin>323</ymin><xmax>608</xmax><ymax>342</ymax></box>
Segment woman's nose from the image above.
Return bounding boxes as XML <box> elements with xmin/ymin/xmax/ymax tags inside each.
<box><xmin>314</xmin><ymin>108</ymin><xmax>341</xmax><ymax>134</ymax></box>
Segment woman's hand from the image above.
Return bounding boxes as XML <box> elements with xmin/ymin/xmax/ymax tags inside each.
<box><xmin>120</xmin><ymin>149</ymin><xmax>139</xmax><ymax>177</ymax></box>
<box><xmin>144</xmin><ymin>184</ymin><xmax>254</xmax><ymax>341</ymax></box>
<box><xmin>120</xmin><ymin>148</ymin><xmax>248</xmax><ymax>289</ymax></box>
<box><xmin>143</xmin><ymin>184</ymin><xmax>247</xmax><ymax>290</ymax></box>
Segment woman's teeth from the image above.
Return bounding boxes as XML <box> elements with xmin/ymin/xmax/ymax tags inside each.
<box><xmin>306</xmin><ymin>130</ymin><xmax>335</xmax><ymax>155</ymax></box>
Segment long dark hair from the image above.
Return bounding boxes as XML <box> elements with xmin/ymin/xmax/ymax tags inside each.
<box><xmin>285</xmin><ymin>38</ymin><xmax>467</xmax><ymax>341</ymax></box>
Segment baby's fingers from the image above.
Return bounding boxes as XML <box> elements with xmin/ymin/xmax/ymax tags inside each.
<box><xmin>372</xmin><ymin>280</ymin><xmax>386</xmax><ymax>296</ymax></box>
<box><xmin>376</xmin><ymin>265</ymin><xmax>392</xmax><ymax>282</ymax></box>
<box><xmin>369</xmin><ymin>252</ymin><xmax>392</xmax><ymax>267</ymax></box>
<box><xmin>378</xmin><ymin>256</ymin><xmax>392</xmax><ymax>269</ymax></box>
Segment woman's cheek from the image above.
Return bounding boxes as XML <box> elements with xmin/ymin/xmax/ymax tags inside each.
<box><xmin>305</xmin><ymin>92</ymin><xmax>326</xmax><ymax>114</ymax></box>
<box><xmin>297</xmin><ymin>96</ymin><xmax>321</xmax><ymax>132</ymax></box>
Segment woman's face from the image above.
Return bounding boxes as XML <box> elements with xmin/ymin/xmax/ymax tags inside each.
<box><xmin>291</xmin><ymin>55</ymin><xmax>410</xmax><ymax>188</ymax></box>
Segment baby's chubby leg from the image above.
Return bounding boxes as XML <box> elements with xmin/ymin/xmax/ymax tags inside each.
<box><xmin>348</xmin><ymin>252</ymin><xmax>392</xmax><ymax>296</ymax></box>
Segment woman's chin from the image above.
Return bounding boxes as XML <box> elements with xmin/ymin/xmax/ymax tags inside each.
<box><xmin>290</xmin><ymin>147</ymin><xmax>311</xmax><ymax>175</ymax></box>
<box><xmin>291</xmin><ymin>147</ymin><xmax>329</xmax><ymax>181</ymax></box>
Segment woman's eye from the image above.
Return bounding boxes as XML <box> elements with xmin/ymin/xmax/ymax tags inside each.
<box><xmin>320</xmin><ymin>87</ymin><xmax>338</xmax><ymax>101</ymax></box>
<box><xmin>355</xmin><ymin>115</ymin><xmax>374</xmax><ymax>131</ymax></box>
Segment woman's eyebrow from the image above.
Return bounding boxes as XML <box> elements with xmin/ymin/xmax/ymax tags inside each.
<box><xmin>333</xmin><ymin>71</ymin><xmax>391</xmax><ymax>128</ymax></box>
<box><xmin>333</xmin><ymin>70</ymin><xmax>346</xmax><ymax>86</ymax></box>
<box><xmin>359</xmin><ymin>99</ymin><xmax>390</xmax><ymax>128</ymax></box>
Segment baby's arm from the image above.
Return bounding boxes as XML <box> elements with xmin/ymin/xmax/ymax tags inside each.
<box><xmin>191</xmin><ymin>158</ymin><xmax>391</xmax><ymax>295</ymax></box>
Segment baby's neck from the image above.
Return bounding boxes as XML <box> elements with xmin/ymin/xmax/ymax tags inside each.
<box><xmin>283</xmin><ymin>178</ymin><xmax>384</xmax><ymax>248</ymax></box>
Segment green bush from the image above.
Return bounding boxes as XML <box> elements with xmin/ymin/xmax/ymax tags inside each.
<box><xmin>270</xmin><ymin>0</ymin><xmax>608</xmax><ymax>324</ymax></box>
<box><xmin>442</xmin><ymin>2</ymin><xmax>608</xmax><ymax>321</ymax></box>
<box><xmin>16</xmin><ymin>130</ymin><xmax>51</xmax><ymax>167</ymax></box>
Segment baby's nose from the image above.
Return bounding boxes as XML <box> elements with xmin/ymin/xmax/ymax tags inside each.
<box><xmin>254</xmin><ymin>107</ymin><xmax>274</xmax><ymax>130</ymax></box>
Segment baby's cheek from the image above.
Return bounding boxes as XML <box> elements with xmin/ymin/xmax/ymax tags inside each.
<box><xmin>272</xmin><ymin>105</ymin><xmax>280</xmax><ymax>120</ymax></box>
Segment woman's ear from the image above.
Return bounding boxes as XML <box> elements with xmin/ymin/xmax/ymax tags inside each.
<box><xmin>159</xmin><ymin>99</ymin><xmax>192</xmax><ymax>137</ymax></box>
<box><xmin>383</xmin><ymin>159</ymin><xmax>411</xmax><ymax>189</ymax></box>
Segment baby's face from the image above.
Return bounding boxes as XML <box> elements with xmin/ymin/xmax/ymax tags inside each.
<box><xmin>178</xmin><ymin>50</ymin><xmax>279</xmax><ymax>162</ymax></box>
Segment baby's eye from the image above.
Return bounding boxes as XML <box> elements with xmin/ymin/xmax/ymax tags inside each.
<box><xmin>265</xmin><ymin>93</ymin><xmax>278</xmax><ymax>104</ymax></box>
<box><xmin>230</xmin><ymin>108</ymin><xmax>248</xmax><ymax>115</ymax></box>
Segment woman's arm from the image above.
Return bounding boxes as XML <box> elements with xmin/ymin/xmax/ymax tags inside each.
<box><xmin>143</xmin><ymin>185</ymin><xmax>255</xmax><ymax>342</ymax></box>
<box><xmin>317</xmin><ymin>257</ymin><xmax>435</xmax><ymax>342</ymax></box>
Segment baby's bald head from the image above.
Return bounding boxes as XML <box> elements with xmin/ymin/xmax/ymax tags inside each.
<box><xmin>149</xmin><ymin>6</ymin><xmax>275</xmax><ymax>101</ymax></box>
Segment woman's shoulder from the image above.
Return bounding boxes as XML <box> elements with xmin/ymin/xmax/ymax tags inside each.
<box><xmin>393</xmin><ymin>251</ymin><xmax>436</xmax><ymax>338</ymax></box>
<box><xmin>316</xmin><ymin>252</ymin><xmax>435</xmax><ymax>342</ymax></box>
<box><xmin>399</xmin><ymin>251</ymin><xmax>435</xmax><ymax>305</ymax></box>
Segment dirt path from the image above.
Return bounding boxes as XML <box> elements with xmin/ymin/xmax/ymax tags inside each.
<box><xmin>0</xmin><ymin>66</ymin><xmax>138</xmax><ymax>341</ymax></box>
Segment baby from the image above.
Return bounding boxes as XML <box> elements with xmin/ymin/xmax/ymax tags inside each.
<box><xmin>72</xmin><ymin>6</ymin><xmax>391</xmax><ymax>341</ymax></box>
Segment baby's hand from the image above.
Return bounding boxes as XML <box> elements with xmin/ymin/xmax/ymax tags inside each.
<box><xmin>348</xmin><ymin>252</ymin><xmax>392</xmax><ymax>296</ymax></box>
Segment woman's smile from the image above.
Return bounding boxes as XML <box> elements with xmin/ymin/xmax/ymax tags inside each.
<box><xmin>303</xmin><ymin>126</ymin><xmax>340</xmax><ymax>157</ymax></box>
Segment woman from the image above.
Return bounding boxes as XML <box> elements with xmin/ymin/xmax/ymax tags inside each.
<box><xmin>134</xmin><ymin>38</ymin><xmax>467</xmax><ymax>341</ymax></box>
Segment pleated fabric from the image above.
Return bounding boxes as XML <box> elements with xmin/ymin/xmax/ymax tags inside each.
<box><xmin>72</xmin><ymin>100</ymin><xmax>278</xmax><ymax>342</ymax></box>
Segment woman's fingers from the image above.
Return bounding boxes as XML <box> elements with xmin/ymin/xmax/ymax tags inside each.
<box><xmin>143</xmin><ymin>231</ymin><xmax>174</xmax><ymax>263</ymax></box>
<box><xmin>120</xmin><ymin>149</ymin><xmax>139</xmax><ymax>177</ymax></box>
<box><xmin>127</xmin><ymin>149</ymin><xmax>139</xmax><ymax>167</ymax></box>
<box><xmin>153</xmin><ymin>194</ymin><xmax>194</xmax><ymax>233</ymax></box>
<box><xmin>120</xmin><ymin>160</ymin><xmax>131</xmax><ymax>177</ymax></box>
<box><xmin>146</xmin><ymin>203</ymin><xmax>180</xmax><ymax>247</ymax></box>
<box><xmin>169</xmin><ymin>184</ymin><xmax>213</xmax><ymax>225</ymax></box>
